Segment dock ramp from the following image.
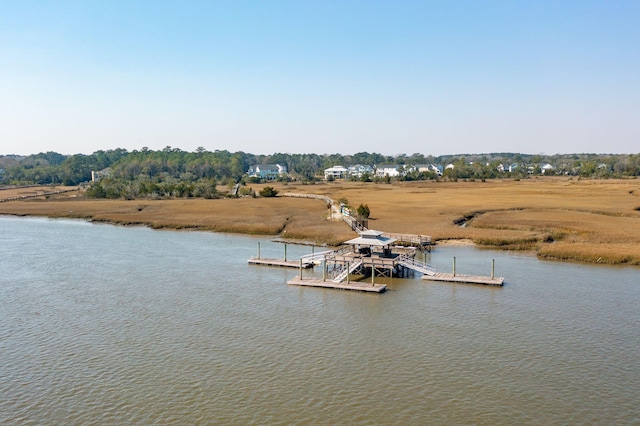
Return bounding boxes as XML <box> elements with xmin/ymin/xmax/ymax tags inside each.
<box><xmin>333</xmin><ymin>260</ymin><xmax>363</xmax><ymax>283</ymax></box>
<box><xmin>398</xmin><ymin>256</ymin><xmax>436</xmax><ymax>276</ymax></box>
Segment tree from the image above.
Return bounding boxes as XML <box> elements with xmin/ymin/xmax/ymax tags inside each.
<box><xmin>259</xmin><ymin>186</ymin><xmax>278</xmax><ymax>197</ymax></box>
<box><xmin>357</xmin><ymin>204</ymin><xmax>370</xmax><ymax>219</ymax></box>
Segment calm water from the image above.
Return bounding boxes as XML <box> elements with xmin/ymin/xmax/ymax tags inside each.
<box><xmin>1</xmin><ymin>216</ymin><xmax>639</xmax><ymax>425</ymax></box>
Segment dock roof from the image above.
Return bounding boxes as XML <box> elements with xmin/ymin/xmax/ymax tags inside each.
<box><xmin>343</xmin><ymin>229</ymin><xmax>397</xmax><ymax>247</ymax></box>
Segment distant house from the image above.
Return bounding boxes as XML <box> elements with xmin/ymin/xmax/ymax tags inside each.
<box><xmin>375</xmin><ymin>165</ymin><xmax>401</xmax><ymax>178</ymax></box>
<box><xmin>445</xmin><ymin>164</ymin><xmax>455</xmax><ymax>171</ymax></box>
<box><xmin>91</xmin><ymin>168</ymin><xmax>111</xmax><ymax>182</ymax></box>
<box><xmin>247</xmin><ymin>164</ymin><xmax>288</xmax><ymax>180</ymax></box>
<box><xmin>497</xmin><ymin>163</ymin><xmax>519</xmax><ymax>173</ymax></box>
<box><xmin>415</xmin><ymin>164</ymin><xmax>443</xmax><ymax>176</ymax></box>
<box><xmin>324</xmin><ymin>166</ymin><xmax>349</xmax><ymax>180</ymax></box>
<box><xmin>348</xmin><ymin>164</ymin><xmax>374</xmax><ymax>179</ymax></box>
<box><xmin>541</xmin><ymin>163</ymin><xmax>554</xmax><ymax>174</ymax></box>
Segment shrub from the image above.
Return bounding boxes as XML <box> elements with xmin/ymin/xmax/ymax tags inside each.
<box><xmin>259</xmin><ymin>186</ymin><xmax>278</xmax><ymax>197</ymax></box>
<box><xmin>357</xmin><ymin>203</ymin><xmax>370</xmax><ymax>218</ymax></box>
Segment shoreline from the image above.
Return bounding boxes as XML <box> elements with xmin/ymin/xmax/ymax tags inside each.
<box><xmin>2</xmin><ymin>211</ymin><xmax>637</xmax><ymax>269</ymax></box>
<box><xmin>434</xmin><ymin>238</ymin><xmax>475</xmax><ymax>247</ymax></box>
<box><xmin>1</xmin><ymin>179</ymin><xmax>640</xmax><ymax>266</ymax></box>
<box><xmin>2</xmin><ymin>211</ymin><xmax>476</xmax><ymax>251</ymax></box>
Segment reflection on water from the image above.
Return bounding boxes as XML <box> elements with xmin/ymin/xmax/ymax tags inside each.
<box><xmin>1</xmin><ymin>216</ymin><xmax>639</xmax><ymax>424</ymax></box>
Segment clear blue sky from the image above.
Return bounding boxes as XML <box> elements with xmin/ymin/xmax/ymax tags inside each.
<box><xmin>1</xmin><ymin>0</ymin><xmax>639</xmax><ymax>156</ymax></box>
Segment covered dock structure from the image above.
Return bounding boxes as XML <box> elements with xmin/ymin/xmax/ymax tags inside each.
<box><xmin>300</xmin><ymin>229</ymin><xmax>436</xmax><ymax>283</ymax></box>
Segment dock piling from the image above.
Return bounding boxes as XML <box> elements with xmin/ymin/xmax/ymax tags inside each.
<box><xmin>492</xmin><ymin>259</ymin><xmax>495</xmax><ymax>279</ymax></box>
<box><xmin>453</xmin><ymin>256</ymin><xmax>456</xmax><ymax>277</ymax></box>
<box><xmin>257</xmin><ymin>242</ymin><xmax>261</xmax><ymax>259</ymax></box>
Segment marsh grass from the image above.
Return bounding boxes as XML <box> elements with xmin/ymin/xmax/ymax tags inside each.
<box><xmin>252</xmin><ymin>178</ymin><xmax>640</xmax><ymax>265</ymax></box>
<box><xmin>0</xmin><ymin>196</ymin><xmax>355</xmax><ymax>245</ymax></box>
<box><xmin>3</xmin><ymin>178</ymin><xmax>640</xmax><ymax>264</ymax></box>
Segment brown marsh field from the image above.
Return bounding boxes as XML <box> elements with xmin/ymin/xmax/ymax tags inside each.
<box><xmin>2</xmin><ymin>177</ymin><xmax>640</xmax><ymax>265</ymax></box>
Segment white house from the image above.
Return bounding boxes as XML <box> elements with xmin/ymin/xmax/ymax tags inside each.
<box><xmin>348</xmin><ymin>164</ymin><xmax>374</xmax><ymax>179</ymax></box>
<box><xmin>91</xmin><ymin>168</ymin><xmax>111</xmax><ymax>182</ymax></box>
<box><xmin>247</xmin><ymin>164</ymin><xmax>288</xmax><ymax>180</ymax></box>
<box><xmin>375</xmin><ymin>165</ymin><xmax>401</xmax><ymax>178</ymax></box>
<box><xmin>324</xmin><ymin>165</ymin><xmax>349</xmax><ymax>180</ymax></box>
<box><xmin>541</xmin><ymin>163</ymin><xmax>554</xmax><ymax>174</ymax></box>
<box><xmin>415</xmin><ymin>164</ymin><xmax>443</xmax><ymax>176</ymax></box>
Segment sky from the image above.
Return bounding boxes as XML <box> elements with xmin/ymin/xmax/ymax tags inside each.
<box><xmin>1</xmin><ymin>0</ymin><xmax>639</xmax><ymax>157</ymax></box>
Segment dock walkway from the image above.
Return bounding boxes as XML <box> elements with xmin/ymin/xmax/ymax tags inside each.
<box><xmin>248</xmin><ymin>258</ymin><xmax>313</xmax><ymax>268</ymax></box>
<box><xmin>288</xmin><ymin>277</ymin><xmax>386</xmax><ymax>293</ymax></box>
<box><xmin>422</xmin><ymin>272</ymin><xmax>504</xmax><ymax>286</ymax></box>
<box><xmin>279</xmin><ymin>192</ymin><xmax>432</xmax><ymax>249</ymax></box>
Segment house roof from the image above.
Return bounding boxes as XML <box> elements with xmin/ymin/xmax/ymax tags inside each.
<box><xmin>258</xmin><ymin>164</ymin><xmax>283</xmax><ymax>171</ymax></box>
<box><xmin>325</xmin><ymin>166</ymin><xmax>348</xmax><ymax>172</ymax></box>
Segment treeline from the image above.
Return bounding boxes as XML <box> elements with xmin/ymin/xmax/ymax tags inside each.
<box><xmin>0</xmin><ymin>147</ymin><xmax>403</xmax><ymax>189</ymax></box>
<box><xmin>0</xmin><ymin>149</ymin><xmax>128</xmax><ymax>186</ymax></box>
<box><xmin>1</xmin><ymin>147</ymin><xmax>640</xmax><ymax>200</ymax></box>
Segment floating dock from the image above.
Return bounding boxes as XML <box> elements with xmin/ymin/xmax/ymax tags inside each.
<box><xmin>422</xmin><ymin>272</ymin><xmax>504</xmax><ymax>286</ymax></box>
<box><xmin>248</xmin><ymin>258</ymin><xmax>314</xmax><ymax>268</ymax></box>
<box><xmin>287</xmin><ymin>277</ymin><xmax>386</xmax><ymax>293</ymax></box>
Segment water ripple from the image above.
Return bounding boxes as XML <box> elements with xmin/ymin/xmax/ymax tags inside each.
<box><xmin>1</xmin><ymin>217</ymin><xmax>639</xmax><ymax>424</ymax></box>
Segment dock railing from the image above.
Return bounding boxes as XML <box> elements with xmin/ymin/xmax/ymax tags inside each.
<box><xmin>300</xmin><ymin>250</ymin><xmax>336</xmax><ymax>264</ymax></box>
<box><xmin>385</xmin><ymin>232</ymin><xmax>432</xmax><ymax>247</ymax></box>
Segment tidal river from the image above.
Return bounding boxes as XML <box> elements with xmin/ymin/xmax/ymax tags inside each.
<box><xmin>1</xmin><ymin>216</ymin><xmax>638</xmax><ymax>424</ymax></box>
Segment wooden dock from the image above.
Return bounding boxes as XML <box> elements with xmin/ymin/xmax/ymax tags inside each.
<box><xmin>288</xmin><ymin>277</ymin><xmax>386</xmax><ymax>293</ymax></box>
<box><xmin>248</xmin><ymin>258</ymin><xmax>314</xmax><ymax>268</ymax></box>
<box><xmin>422</xmin><ymin>272</ymin><xmax>504</xmax><ymax>286</ymax></box>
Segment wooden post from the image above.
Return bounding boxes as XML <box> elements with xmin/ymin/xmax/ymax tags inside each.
<box><xmin>312</xmin><ymin>245</ymin><xmax>315</xmax><ymax>255</ymax></box>
<box><xmin>372</xmin><ymin>267</ymin><xmax>375</xmax><ymax>285</ymax></box>
<box><xmin>284</xmin><ymin>244</ymin><xmax>287</xmax><ymax>261</ymax></box>
<box><xmin>491</xmin><ymin>259</ymin><xmax>495</xmax><ymax>279</ymax></box>
<box><xmin>453</xmin><ymin>256</ymin><xmax>456</xmax><ymax>277</ymax></box>
<box><xmin>257</xmin><ymin>242</ymin><xmax>261</xmax><ymax>259</ymax></box>
<box><xmin>322</xmin><ymin>260</ymin><xmax>326</xmax><ymax>282</ymax></box>
<box><xmin>299</xmin><ymin>259</ymin><xmax>303</xmax><ymax>279</ymax></box>
<box><xmin>346</xmin><ymin>262</ymin><xmax>350</xmax><ymax>284</ymax></box>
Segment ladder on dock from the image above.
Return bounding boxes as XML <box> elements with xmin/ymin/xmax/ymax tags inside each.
<box><xmin>333</xmin><ymin>260</ymin><xmax>363</xmax><ymax>283</ymax></box>
<box><xmin>398</xmin><ymin>254</ymin><xmax>436</xmax><ymax>276</ymax></box>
